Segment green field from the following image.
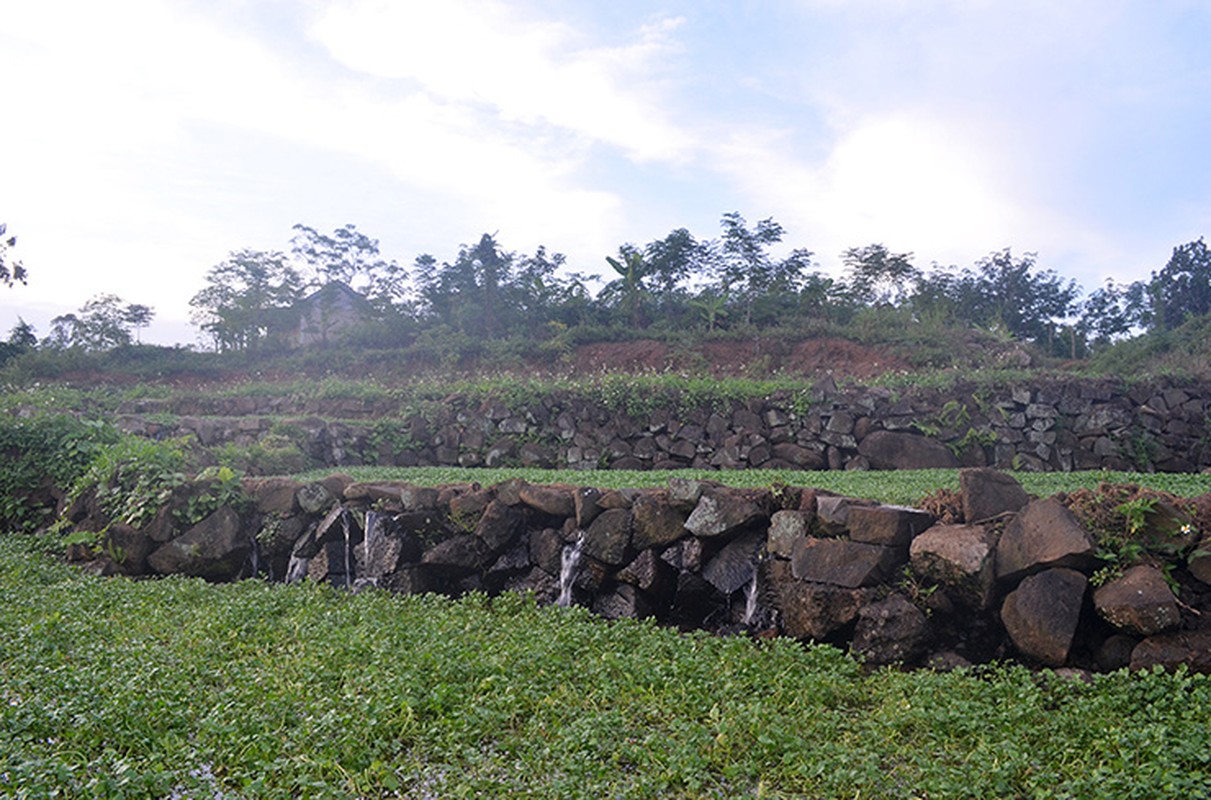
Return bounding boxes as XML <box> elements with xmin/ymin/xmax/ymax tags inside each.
<box><xmin>300</xmin><ymin>465</ymin><xmax>1211</xmax><ymax>506</ymax></box>
<box><xmin>2</xmin><ymin>529</ymin><xmax>1210</xmax><ymax>799</ymax></box>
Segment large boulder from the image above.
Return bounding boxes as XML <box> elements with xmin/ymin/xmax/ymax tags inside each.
<box><xmin>909</xmin><ymin>523</ymin><xmax>1000</xmax><ymax>609</ymax></box>
<box><xmin>960</xmin><ymin>468</ymin><xmax>1030</xmax><ymax>523</ymax></box>
<box><xmin>684</xmin><ymin>488</ymin><xmax>770</xmax><ymax>538</ymax></box>
<box><xmin>858</xmin><ymin>431</ymin><xmax>960</xmax><ymax>470</ymax></box>
<box><xmin>474</xmin><ymin>499</ymin><xmax>524</xmax><ymax>553</ymax></box>
<box><xmin>518</xmin><ymin>484</ymin><xmax>575</xmax><ymax>518</ymax></box>
<box><xmin>995</xmin><ymin>498</ymin><xmax>1097</xmax><ymax>583</ymax></box>
<box><xmin>242</xmin><ymin>477</ymin><xmax>302</xmax><ymax>515</ymax></box>
<box><xmin>791</xmin><ymin>537</ymin><xmax>905</xmax><ymax>588</ymax></box>
<box><xmin>772</xmin><ymin>562</ymin><xmax>875</xmax><ymax>639</ymax></box>
<box><xmin>851</xmin><ymin>593</ymin><xmax>932</xmax><ymax>666</ymax></box>
<box><xmin>702</xmin><ymin>531</ymin><xmax>764</xmax><ymax>594</ymax></box>
<box><xmin>631</xmin><ymin>492</ymin><xmax>689</xmax><ymax>550</ymax></box>
<box><xmin>582</xmin><ymin>508</ymin><xmax>632</xmax><ymax>565</ymax></box>
<box><xmin>846</xmin><ymin>505</ymin><xmax>935</xmax><ymax>547</ymax></box>
<box><xmin>147</xmin><ymin>506</ymin><xmax>250</xmax><ymax>581</ymax></box>
<box><xmin>767</xmin><ymin>510</ymin><xmax>810</xmax><ymax>558</ymax></box>
<box><xmin>1092</xmin><ymin>565</ymin><xmax>1181</xmax><ymax>636</ymax></box>
<box><xmin>1130</xmin><ymin>630</ymin><xmax>1211</xmax><ymax>674</ymax></box>
<box><xmin>615</xmin><ymin>548</ymin><xmax>670</xmax><ymax>594</ymax></box>
<box><xmin>1000</xmin><ymin>568</ymin><xmax>1088</xmax><ymax>666</ymax></box>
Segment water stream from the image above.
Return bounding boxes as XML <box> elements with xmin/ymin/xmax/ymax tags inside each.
<box><xmin>285</xmin><ymin>555</ymin><xmax>310</xmax><ymax>583</ymax></box>
<box><xmin>741</xmin><ymin>569</ymin><xmax>759</xmax><ymax>627</ymax></box>
<box><xmin>556</xmin><ymin>533</ymin><xmax>584</xmax><ymax>607</ymax></box>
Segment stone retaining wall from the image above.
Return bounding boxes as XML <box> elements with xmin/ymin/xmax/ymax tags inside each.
<box><xmin>116</xmin><ymin>377</ymin><xmax>1211</xmax><ymax>473</ymax></box>
<box><xmin>70</xmin><ymin>469</ymin><xmax>1211</xmax><ymax>675</ymax></box>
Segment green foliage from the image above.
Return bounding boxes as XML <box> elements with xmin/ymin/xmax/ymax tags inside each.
<box><xmin>216</xmin><ymin>434</ymin><xmax>311</xmax><ymax>477</ymax></box>
<box><xmin>175</xmin><ymin>465</ymin><xmax>247</xmax><ymax>529</ymax></box>
<box><xmin>67</xmin><ymin>436</ymin><xmax>191</xmax><ymax>529</ymax></box>
<box><xmin>0</xmin><ymin>222</ymin><xmax>27</xmax><ymax>287</ymax></box>
<box><xmin>1</xmin><ymin>536</ymin><xmax>1209</xmax><ymax>797</ymax></box>
<box><xmin>1151</xmin><ymin>237</ymin><xmax>1211</xmax><ymax>331</ymax></box>
<box><xmin>0</xmin><ymin>415</ymin><xmax>120</xmax><ymax>532</ymax></box>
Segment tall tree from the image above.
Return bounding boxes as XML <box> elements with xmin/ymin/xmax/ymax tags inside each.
<box><xmin>841</xmin><ymin>244</ymin><xmax>919</xmax><ymax>305</ymax></box>
<box><xmin>715</xmin><ymin>212</ymin><xmax>812</xmax><ymax>326</ymax></box>
<box><xmin>0</xmin><ymin>223</ymin><xmax>27</xmax><ymax>287</ymax></box>
<box><xmin>1077</xmin><ymin>279</ymin><xmax>1148</xmax><ymax>352</ymax></box>
<box><xmin>48</xmin><ymin>294</ymin><xmax>154</xmax><ymax>351</ymax></box>
<box><xmin>1150</xmin><ymin>237</ymin><xmax>1211</xmax><ymax>330</ymax></box>
<box><xmin>190</xmin><ymin>249</ymin><xmax>304</xmax><ymax>351</ymax></box>
<box><xmin>970</xmin><ymin>249</ymin><xmax>1078</xmax><ymax>344</ymax></box>
<box><xmin>290</xmin><ymin>223</ymin><xmax>407</xmax><ymax>309</ymax></box>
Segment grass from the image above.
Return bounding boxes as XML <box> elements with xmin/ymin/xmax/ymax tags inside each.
<box><xmin>297</xmin><ymin>466</ymin><xmax>1211</xmax><ymax>505</ymax></box>
<box><xmin>1</xmin><ymin>535</ymin><xmax>1210</xmax><ymax>798</ymax></box>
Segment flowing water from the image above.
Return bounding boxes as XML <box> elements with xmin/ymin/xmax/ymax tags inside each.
<box><xmin>556</xmin><ymin>533</ymin><xmax>584</xmax><ymax>607</ymax></box>
<box><xmin>340</xmin><ymin>512</ymin><xmax>353</xmax><ymax>589</ymax></box>
<box><xmin>742</xmin><ymin>569</ymin><xmax>759</xmax><ymax>627</ymax></box>
<box><xmin>285</xmin><ymin>555</ymin><xmax>310</xmax><ymax>583</ymax></box>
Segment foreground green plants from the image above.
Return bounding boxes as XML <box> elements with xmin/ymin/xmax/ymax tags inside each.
<box><xmin>1</xmin><ymin>537</ymin><xmax>1209</xmax><ymax>798</ymax></box>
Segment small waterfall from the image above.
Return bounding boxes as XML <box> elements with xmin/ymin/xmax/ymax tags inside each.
<box><xmin>285</xmin><ymin>555</ymin><xmax>310</xmax><ymax>583</ymax></box>
<box><xmin>556</xmin><ymin>533</ymin><xmax>584</xmax><ymax>607</ymax></box>
<box><xmin>741</xmin><ymin>569</ymin><xmax>760</xmax><ymax>627</ymax></box>
<box><xmin>341</xmin><ymin>511</ymin><xmax>353</xmax><ymax>590</ymax></box>
<box><xmin>246</xmin><ymin>534</ymin><xmax>261</xmax><ymax>579</ymax></box>
<box><xmin>363</xmin><ymin>510</ymin><xmax>380</xmax><ymax>555</ymax></box>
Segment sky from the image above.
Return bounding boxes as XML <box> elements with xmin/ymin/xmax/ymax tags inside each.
<box><xmin>2</xmin><ymin>0</ymin><xmax>1210</xmax><ymax>346</ymax></box>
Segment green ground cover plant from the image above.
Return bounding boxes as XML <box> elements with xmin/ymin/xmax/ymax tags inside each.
<box><xmin>1</xmin><ymin>535</ymin><xmax>1208</xmax><ymax>798</ymax></box>
<box><xmin>294</xmin><ymin>466</ymin><xmax>1211</xmax><ymax>507</ymax></box>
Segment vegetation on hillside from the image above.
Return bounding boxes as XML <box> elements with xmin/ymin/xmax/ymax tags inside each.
<box><xmin>5</xmin><ymin>214</ymin><xmax>1211</xmax><ymax>383</ymax></box>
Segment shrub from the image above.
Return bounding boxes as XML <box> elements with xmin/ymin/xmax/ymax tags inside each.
<box><xmin>0</xmin><ymin>415</ymin><xmax>120</xmax><ymax>532</ymax></box>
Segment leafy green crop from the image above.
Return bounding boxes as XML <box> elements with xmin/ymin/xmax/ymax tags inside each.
<box><xmin>292</xmin><ymin>466</ymin><xmax>1211</xmax><ymax>505</ymax></box>
<box><xmin>0</xmin><ymin>415</ymin><xmax>121</xmax><ymax>532</ymax></box>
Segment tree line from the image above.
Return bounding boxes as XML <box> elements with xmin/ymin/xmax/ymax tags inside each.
<box><xmin>4</xmin><ymin>215</ymin><xmax>1211</xmax><ymax>358</ymax></box>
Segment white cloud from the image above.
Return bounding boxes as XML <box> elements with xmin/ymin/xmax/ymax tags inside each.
<box><xmin>308</xmin><ymin>0</ymin><xmax>693</xmax><ymax>162</ymax></box>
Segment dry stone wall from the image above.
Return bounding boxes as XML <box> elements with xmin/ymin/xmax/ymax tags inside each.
<box><xmin>70</xmin><ymin>469</ymin><xmax>1211</xmax><ymax>675</ymax></box>
<box><xmin>116</xmin><ymin>377</ymin><xmax>1211</xmax><ymax>473</ymax></box>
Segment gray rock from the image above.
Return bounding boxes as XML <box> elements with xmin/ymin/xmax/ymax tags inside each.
<box><xmin>147</xmin><ymin>506</ymin><xmax>250</xmax><ymax>582</ymax></box>
<box><xmin>767</xmin><ymin>510</ymin><xmax>809</xmax><ymax>558</ymax></box>
<box><xmin>474</xmin><ymin>499</ymin><xmax>524</xmax><ymax>553</ymax></box>
<box><xmin>593</xmin><ymin>583</ymin><xmax>654</xmax><ymax>620</ymax></box>
<box><xmin>582</xmin><ymin>508</ymin><xmax>632</xmax><ymax>565</ymax></box>
<box><xmin>1130</xmin><ymin>630</ymin><xmax>1211</xmax><ymax>674</ymax></box>
<box><xmin>702</xmin><ymin>531</ymin><xmax>764</xmax><ymax>594</ymax></box>
<box><xmin>772</xmin><ymin>562</ymin><xmax>875</xmax><ymax>639</ymax></box>
<box><xmin>421</xmin><ymin>535</ymin><xmax>484</xmax><ymax>574</ymax></box>
<box><xmin>846</xmin><ymin>505</ymin><xmax>935</xmax><ymax>547</ymax></box>
<box><xmin>518</xmin><ymin>484</ymin><xmax>575</xmax><ymax>518</ymax></box>
<box><xmin>910</xmin><ymin>523</ymin><xmax>1000</xmax><ymax>609</ymax></box>
<box><xmin>296</xmin><ymin>482</ymin><xmax>336</xmax><ymax>515</ymax></box>
<box><xmin>631</xmin><ymin>492</ymin><xmax>689</xmax><ymax>549</ymax></box>
<box><xmin>960</xmin><ymin>468</ymin><xmax>1031</xmax><ymax>523</ymax></box>
<box><xmin>857</xmin><ymin>430</ymin><xmax>960</xmax><ymax>470</ymax></box>
<box><xmin>684</xmin><ymin>488</ymin><xmax>769</xmax><ymax>538</ymax></box>
<box><xmin>399</xmin><ymin>484</ymin><xmax>440</xmax><ymax>511</ymax></box>
<box><xmin>851</xmin><ymin>593</ymin><xmax>932</xmax><ymax>666</ymax></box>
<box><xmin>660</xmin><ymin>537</ymin><xmax>704</xmax><ymax>573</ymax></box>
<box><xmin>995</xmin><ymin>498</ymin><xmax>1097</xmax><ymax>583</ymax></box>
<box><xmin>791</xmin><ymin>537</ymin><xmax>906</xmax><ymax>588</ymax></box>
<box><xmin>616</xmin><ymin>548</ymin><xmax>669</xmax><ymax>593</ymax></box>
<box><xmin>243</xmin><ymin>477</ymin><xmax>302</xmax><ymax>515</ymax></box>
<box><xmin>815</xmin><ymin>495</ymin><xmax>875</xmax><ymax>535</ymax></box>
<box><xmin>1000</xmin><ymin>568</ymin><xmax>1087</xmax><ymax>666</ymax></box>
<box><xmin>1092</xmin><ymin>565</ymin><xmax>1181</xmax><ymax>636</ymax></box>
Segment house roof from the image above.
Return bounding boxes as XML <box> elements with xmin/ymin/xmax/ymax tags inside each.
<box><xmin>298</xmin><ymin>281</ymin><xmax>375</xmax><ymax>311</ymax></box>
